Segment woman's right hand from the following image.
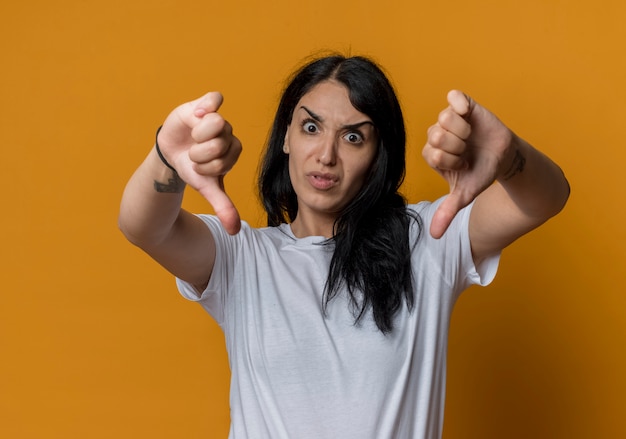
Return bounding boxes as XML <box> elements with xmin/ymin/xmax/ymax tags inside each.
<box><xmin>157</xmin><ymin>92</ymin><xmax>242</xmax><ymax>235</ymax></box>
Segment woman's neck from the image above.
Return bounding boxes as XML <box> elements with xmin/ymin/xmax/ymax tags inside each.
<box><xmin>289</xmin><ymin>213</ymin><xmax>336</xmax><ymax>238</ymax></box>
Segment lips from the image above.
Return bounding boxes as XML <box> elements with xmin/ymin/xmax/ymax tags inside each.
<box><xmin>307</xmin><ymin>172</ymin><xmax>339</xmax><ymax>190</ymax></box>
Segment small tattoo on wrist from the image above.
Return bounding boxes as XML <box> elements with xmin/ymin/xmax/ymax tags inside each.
<box><xmin>154</xmin><ymin>175</ymin><xmax>185</xmax><ymax>193</ymax></box>
<box><xmin>502</xmin><ymin>149</ymin><xmax>526</xmax><ymax>180</ymax></box>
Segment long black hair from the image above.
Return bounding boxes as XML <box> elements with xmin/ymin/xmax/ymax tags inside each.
<box><xmin>259</xmin><ymin>55</ymin><xmax>421</xmax><ymax>333</ymax></box>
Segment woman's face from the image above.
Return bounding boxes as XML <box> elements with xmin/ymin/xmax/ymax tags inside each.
<box><xmin>284</xmin><ymin>80</ymin><xmax>378</xmax><ymax>236</ymax></box>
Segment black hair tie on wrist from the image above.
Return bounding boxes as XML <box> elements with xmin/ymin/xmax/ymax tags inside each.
<box><xmin>155</xmin><ymin>126</ymin><xmax>177</xmax><ymax>173</ymax></box>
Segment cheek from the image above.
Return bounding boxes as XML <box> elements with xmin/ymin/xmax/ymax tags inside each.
<box><xmin>346</xmin><ymin>157</ymin><xmax>375</xmax><ymax>191</ymax></box>
<box><xmin>287</xmin><ymin>151</ymin><xmax>304</xmax><ymax>190</ymax></box>
<box><xmin>354</xmin><ymin>149</ymin><xmax>377</xmax><ymax>177</ymax></box>
<box><xmin>287</xmin><ymin>155</ymin><xmax>296</xmax><ymax>184</ymax></box>
<box><xmin>286</xmin><ymin>141</ymin><xmax>313</xmax><ymax>175</ymax></box>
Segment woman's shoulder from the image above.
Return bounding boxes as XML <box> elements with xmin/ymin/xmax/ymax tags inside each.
<box><xmin>407</xmin><ymin>196</ymin><xmax>473</xmax><ymax>225</ymax></box>
<box><xmin>406</xmin><ymin>199</ymin><xmax>439</xmax><ymax>231</ymax></box>
<box><xmin>195</xmin><ymin>214</ymin><xmax>296</xmax><ymax>246</ymax></box>
<box><xmin>406</xmin><ymin>196</ymin><xmax>474</xmax><ymax>244</ymax></box>
<box><xmin>407</xmin><ymin>198</ymin><xmax>441</xmax><ymax>216</ymax></box>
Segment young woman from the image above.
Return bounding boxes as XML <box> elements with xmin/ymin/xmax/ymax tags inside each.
<box><xmin>119</xmin><ymin>55</ymin><xmax>569</xmax><ymax>438</ymax></box>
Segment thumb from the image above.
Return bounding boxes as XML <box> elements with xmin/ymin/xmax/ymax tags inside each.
<box><xmin>430</xmin><ymin>192</ymin><xmax>466</xmax><ymax>239</ymax></box>
<box><xmin>198</xmin><ymin>177</ymin><xmax>241</xmax><ymax>235</ymax></box>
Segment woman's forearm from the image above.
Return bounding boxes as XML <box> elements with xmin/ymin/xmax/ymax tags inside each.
<box><xmin>118</xmin><ymin>147</ymin><xmax>187</xmax><ymax>248</ymax></box>
<box><xmin>495</xmin><ymin>135</ymin><xmax>570</xmax><ymax>225</ymax></box>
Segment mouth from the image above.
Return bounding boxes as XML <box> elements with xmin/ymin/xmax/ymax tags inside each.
<box><xmin>307</xmin><ymin>172</ymin><xmax>339</xmax><ymax>190</ymax></box>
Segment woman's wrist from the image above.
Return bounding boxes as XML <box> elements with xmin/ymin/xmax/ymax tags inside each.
<box><xmin>155</xmin><ymin>126</ymin><xmax>178</xmax><ymax>173</ymax></box>
<box><xmin>496</xmin><ymin>133</ymin><xmax>527</xmax><ymax>182</ymax></box>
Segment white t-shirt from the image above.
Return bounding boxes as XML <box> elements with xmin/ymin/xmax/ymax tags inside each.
<box><xmin>177</xmin><ymin>199</ymin><xmax>500</xmax><ymax>439</ymax></box>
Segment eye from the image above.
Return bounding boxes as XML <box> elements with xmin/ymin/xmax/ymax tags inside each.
<box><xmin>343</xmin><ymin>132</ymin><xmax>364</xmax><ymax>144</ymax></box>
<box><xmin>301</xmin><ymin>120</ymin><xmax>319</xmax><ymax>134</ymax></box>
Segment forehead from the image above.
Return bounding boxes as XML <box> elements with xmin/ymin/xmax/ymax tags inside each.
<box><xmin>295</xmin><ymin>80</ymin><xmax>371</xmax><ymax>123</ymax></box>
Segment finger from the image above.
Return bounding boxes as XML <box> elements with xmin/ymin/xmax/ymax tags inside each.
<box><xmin>198</xmin><ymin>177</ymin><xmax>242</xmax><ymax>235</ymax></box>
<box><xmin>188</xmin><ymin>135</ymin><xmax>230</xmax><ymax>165</ymax></box>
<box><xmin>438</xmin><ymin>107</ymin><xmax>471</xmax><ymax>140</ymax></box>
<box><xmin>191</xmin><ymin>112</ymin><xmax>227</xmax><ymax>143</ymax></box>
<box><xmin>447</xmin><ymin>90</ymin><xmax>473</xmax><ymax>119</ymax></box>
<box><xmin>424</xmin><ymin>128</ymin><xmax>468</xmax><ymax>172</ymax></box>
<box><xmin>166</xmin><ymin>92</ymin><xmax>224</xmax><ymax>131</ymax></box>
<box><xmin>427</xmin><ymin>125</ymin><xmax>467</xmax><ymax>156</ymax></box>
<box><xmin>423</xmin><ymin>145</ymin><xmax>468</xmax><ymax>172</ymax></box>
<box><xmin>191</xmin><ymin>136</ymin><xmax>242</xmax><ymax>176</ymax></box>
<box><xmin>192</xmin><ymin>92</ymin><xmax>224</xmax><ymax>118</ymax></box>
<box><xmin>430</xmin><ymin>192</ymin><xmax>466</xmax><ymax>239</ymax></box>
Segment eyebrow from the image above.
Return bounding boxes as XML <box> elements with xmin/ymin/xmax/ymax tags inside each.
<box><xmin>300</xmin><ymin>106</ymin><xmax>375</xmax><ymax>131</ymax></box>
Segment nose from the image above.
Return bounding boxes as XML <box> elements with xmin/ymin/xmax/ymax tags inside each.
<box><xmin>317</xmin><ymin>134</ymin><xmax>337</xmax><ymax>166</ymax></box>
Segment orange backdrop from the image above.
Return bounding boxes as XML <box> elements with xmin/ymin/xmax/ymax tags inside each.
<box><xmin>1</xmin><ymin>0</ymin><xmax>624</xmax><ymax>437</ymax></box>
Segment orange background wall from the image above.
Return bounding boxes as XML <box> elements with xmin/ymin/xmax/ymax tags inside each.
<box><xmin>1</xmin><ymin>0</ymin><xmax>624</xmax><ymax>437</ymax></box>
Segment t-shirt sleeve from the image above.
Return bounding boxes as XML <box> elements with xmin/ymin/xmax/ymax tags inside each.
<box><xmin>411</xmin><ymin>197</ymin><xmax>500</xmax><ymax>294</ymax></box>
<box><xmin>458</xmin><ymin>204</ymin><xmax>500</xmax><ymax>288</ymax></box>
<box><xmin>175</xmin><ymin>214</ymin><xmax>236</xmax><ymax>326</ymax></box>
